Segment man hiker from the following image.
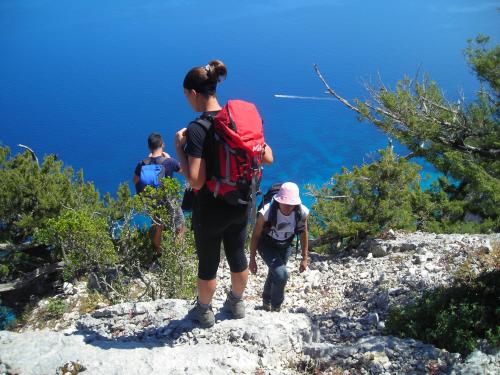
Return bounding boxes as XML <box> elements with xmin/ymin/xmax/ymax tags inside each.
<box><xmin>134</xmin><ymin>132</ymin><xmax>184</xmax><ymax>256</ymax></box>
<box><xmin>249</xmin><ymin>182</ymin><xmax>309</xmax><ymax>312</ymax></box>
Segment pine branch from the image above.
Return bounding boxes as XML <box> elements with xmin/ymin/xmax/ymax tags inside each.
<box><xmin>313</xmin><ymin>65</ymin><xmax>500</xmax><ymax>160</ymax></box>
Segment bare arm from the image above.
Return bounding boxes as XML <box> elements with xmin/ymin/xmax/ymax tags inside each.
<box><xmin>249</xmin><ymin>213</ymin><xmax>265</xmax><ymax>274</ymax></box>
<box><xmin>250</xmin><ymin>214</ymin><xmax>265</xmax><ymax>258</ymax></box>
<box><xmin>263</xmin><ymin>143</ymin><xmax>273</xmax><ymax>164</ymax></box>
<box><xmin>185</xmin><ymin>156</ymin><xmax>206</xmax><ymax>189</ymax></box>
<box><xmin>175</xmin><ymin>128</ymin><xmax>206</xmax><ymax>189</ymax></box>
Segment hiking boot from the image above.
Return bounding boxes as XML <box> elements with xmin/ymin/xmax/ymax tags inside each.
<box><xmin>188</xmin><ymin>301</ymin><xmax>215</xmax><ymax>328</ymax></box>
<box><xmin>262</xmin><ymin>302</ymin><xmax>271</xmax><ymax>311</ymax></box>
<box><xmin>271</xmin><ymin>305</ymin><xmax>281</xmax><ymax>312</ymax></box>
<box><xmin>223</xmin><ymin>292</ymin><xmax>245</xmax><ymax>319</ymax></box>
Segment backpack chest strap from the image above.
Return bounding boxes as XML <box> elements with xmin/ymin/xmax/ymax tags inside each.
<box><xmin>263</xmin><ymin>202</ymin><xmax>303</xmax><ymax>234</ymax></box>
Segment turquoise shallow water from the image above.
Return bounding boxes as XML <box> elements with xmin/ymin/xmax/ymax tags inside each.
<box><xmin>1</xmin><ymin>0</ymin><xmax>498</xmax><ymax>199</ymax></box>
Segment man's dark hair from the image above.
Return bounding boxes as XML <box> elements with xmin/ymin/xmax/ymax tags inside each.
<box><xmin>148</xmin><ymin>133</ymin><xmax>163</xmax><ymax>151</ymax></box>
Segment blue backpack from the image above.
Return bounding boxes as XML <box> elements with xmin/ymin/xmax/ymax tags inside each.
<box><xmin>136</xmin><ymin>157</ymin><xmax>166</xmax><ymax>194</ymax></box>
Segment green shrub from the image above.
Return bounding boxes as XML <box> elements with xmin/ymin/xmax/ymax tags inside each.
<box><xmin>386</xmin><ymin>269</ymin><xmax>500</xmax><ymax>355</ymax></box>
<box><xmin>0</xmin><ymin>146</ymin><xmax>101</xmax><ymax>243</ymax></box>
<box><xmin>45</xmin><ymin>297</ymin><xmax>67</xmax><ymax>320</ymax></box>
<box><xmin>35</xmin><ymin>208</ymin><xmax>117</xmax><ymax>280</ymax></box>
<box><xmin>79</xmin><ymin>291</ymin><xmax>109</xmax><ymax>314</ymax></box>
<box><xmin>154</xmin><ymin>226</ymin><xmax>197</xmax><ymax>299</ymax></box>
<box><xmin>308</xmin><ymin>147</ymin><xmax>428</xmax><ymax>249</ymax></box>
<box><xmin>103</xmin><ymin>183</ymin><xmax>154</xmax><ymax>267</ymax></box>
<box><xmin>421</xmin><ymin>176</ymin><xmax>500</xmax><ymax>234</ymax></box>
<box><xmin>0</xmin><ymin>264</ymin><xmax>9</xmax><ymax>280</ymax></box>
<box><xmin>0</xmin><ymin>145</ymin><xmax>103</xmax><ymax>281</ymax></box>
<box><xmin>0</xmin><ymin>246</ymin><xmax>36</xmax><ymax>282</ymax></box>
<box><xmin>133</xmin><ymin>178</ymin><xmax>197</xmax><ymax>300</ymax></box>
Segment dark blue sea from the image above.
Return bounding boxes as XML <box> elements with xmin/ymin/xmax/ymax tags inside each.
<box><xmin>1</xmin><ymin>0</ymin><xmax>498</xmax><ymax>198</ymax></box>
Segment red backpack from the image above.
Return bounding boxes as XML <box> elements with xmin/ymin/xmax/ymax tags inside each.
<box><xmin>194</xmin><ymin>100</ymin><xmax>266</xmax><ymax>206</ymax></box>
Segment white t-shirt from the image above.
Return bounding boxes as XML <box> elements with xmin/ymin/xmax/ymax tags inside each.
<box><xmin>259</xmin><ymin>202</ymin><xmax>309</xmax><ymax>242</ymax></box>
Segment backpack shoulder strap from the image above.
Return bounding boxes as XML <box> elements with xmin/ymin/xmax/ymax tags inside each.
<box><xmin>154</xmin><ymin>156</ymin><xmax>167</xmax><ymax>164</ymax></box>
<box><xmin>263</xmin><ymin>200</ymin><xmax>279</xmax><ymax>233</ymax></box>
<box><xmin>258</xmin><ymin>183</ymin><xmax>283</xmax><ymax>212</ymax></box>
<box><xmin>141</xmin><ymin>157</ymin><xmax>153</xmax><ymax>165</ymax></box>
<box><xmin>294</xmin><ymin>205</ymin><xmax>306</xmax><ymax>234</ymax></box>
<box><xmin>189</xmin><ymin>116</ymin><xmax>216</xmax><ymax>181</ymax></box>
<box><xmin>192</xmin><ymin>117</ymin><xmax>213</xmax><ymax>132</ymax></box>
<box><xmin>143</xmin><ymin>156</ymin><xmax>167</xmax><ymax>165</ymax></box>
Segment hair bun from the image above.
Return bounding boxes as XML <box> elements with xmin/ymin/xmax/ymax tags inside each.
<box><xmin>207</xmin><ymin>60</ymin><xmax>227</xmax><ymax>83</ymax></box>
<box><xmin>183</xmin><ymin>59</ymin><xmax>227</xmax><ymax>95</ymax></box>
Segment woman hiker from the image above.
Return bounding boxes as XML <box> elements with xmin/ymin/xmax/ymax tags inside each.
<box><xmin>249</xmin><ymin>182</ymin><xmax>309</xmax><ymax>312</ymax></box>
<box><xmin>174</xmin><ymin>59</ymin><xmax>273</xmax><ymax>328</ymax></box>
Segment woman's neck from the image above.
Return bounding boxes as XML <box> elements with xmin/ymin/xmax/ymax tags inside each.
<box><xmin>201</xmin><ymin>95</ymin><xmax>222</xmax><ymax>112</ymax></box>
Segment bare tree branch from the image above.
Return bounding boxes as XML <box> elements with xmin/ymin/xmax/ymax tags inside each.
<box><xmin>305</xmin><ymin>192</ymin><xmax>350</xmax><ymax>200</ymax></box>
<box><xmin>0</xmin><ymin>262</ymin><xmax>64</xmax><ymax>293</ymax></box>
<box><xmin>313</xmin><ymin>64</ymin><xmax>500</xmax><ymax>160</ymax></box>
<box><xmin>313</xmin><ymin>64</ymin><xmax>362</xmax><ymax>114</ymax></box>
<box><xmin>17</xmin><ymin>144</ymin><xmax>39</xmax><ymax>166</ymax></box>
<box><xmin>421</xmin><ymin>96</ymin><xmax>460</xmax><ymax>115</ymax></box>
<box><xmin>377</xmin><ymin>70</ymin><xmax>388</xmax><ymax>92</ymax></box>
<box><xmin>315</xmin><ymin>64</ymin><xmax>408</xmax><ymax>126</ymax></box>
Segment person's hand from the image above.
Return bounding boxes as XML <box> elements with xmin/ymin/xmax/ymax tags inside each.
<box><xmin>299</xmin><ymin>258</ymin><xmax>308</xmax><ymax>273</ymax></box>
<box><xmin>175</xmin><ymin>128</ymin><xmax>187</xmax><ymax>150</ymax></box>
<box><xmin>249</xmin><ymin>257</ymin><xmax>257</xmax><ymax>274</ymax></box>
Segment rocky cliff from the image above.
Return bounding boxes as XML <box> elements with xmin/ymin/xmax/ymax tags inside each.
<box><xmin>0</xmin><ymin>231</ymin><xmax>499</xmax><ymax>374</ymax></box>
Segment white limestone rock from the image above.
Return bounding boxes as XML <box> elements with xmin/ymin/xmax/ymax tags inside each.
<box><xmin>2</xmin><ymin>232</ymin><xmax>499</xmax><ymax>374</ymax></box>
<box><xmin>62</xmin><ymin>282</ymin><xmax>76</xmax><ymax>295</ymax></box>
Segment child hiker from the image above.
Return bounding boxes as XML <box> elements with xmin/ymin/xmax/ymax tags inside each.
<box><xmin>249</xmin><ymin>182</ymin><xmax>309</xmax><ymax>312</ymax></box>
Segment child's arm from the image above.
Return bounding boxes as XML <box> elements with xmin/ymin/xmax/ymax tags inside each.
<box><xmin>249</xmin><ymin>213</ymin><xmax>265</xmax><ymax>274</ymax></box>
<box><xmin>299</xmin><ymin>217</ymin><xmax>309</xmax><ymax>273</ymax></box>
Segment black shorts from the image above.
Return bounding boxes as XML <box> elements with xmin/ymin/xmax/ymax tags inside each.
<box><xmin>192</xmin><ymin>188</ymin><xmax>249</xmax><ymax>280</ymax></box>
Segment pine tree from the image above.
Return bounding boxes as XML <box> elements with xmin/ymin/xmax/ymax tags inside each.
<box><xmin>314</xmin><ymin>36</ymin><xmax>499</xmax><ymax>231</ymax></box>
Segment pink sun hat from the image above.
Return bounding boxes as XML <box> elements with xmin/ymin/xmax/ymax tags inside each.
<box><xmin>273</xmin><ymin>182</ymin><xmax>301</xmax><ymax>205</ymax></box>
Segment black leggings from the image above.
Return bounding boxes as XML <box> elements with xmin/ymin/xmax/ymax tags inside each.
<box><xmin>192</xmin><ymin>189</ymin><xmax>249</xmax><ymax>280</ymax></box>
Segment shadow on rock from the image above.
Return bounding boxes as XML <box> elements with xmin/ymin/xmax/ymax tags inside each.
<box><xmin>73</xmin><ymin>299</ymin><xmax>203</xmax><ymax>350</ymax></box>
<box><xmin>75</xmin><ymin>316</ymin><xmax>199</xmax><ymax>349</ymax></box>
